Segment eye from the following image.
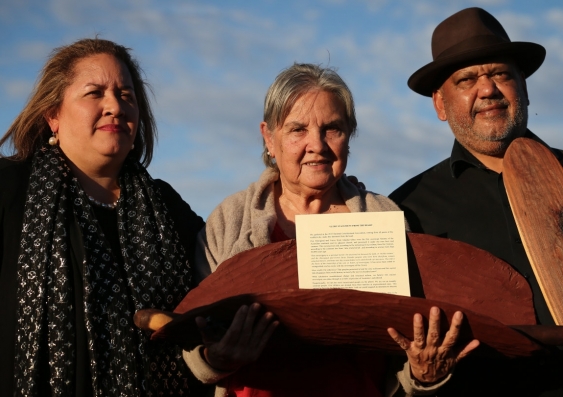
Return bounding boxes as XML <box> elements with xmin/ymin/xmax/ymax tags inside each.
<box><xmin>325</xmin><ymin>127</ymin><xmax>345</xmax><ymax>139</ymax></box>
<box><xmin>121</xmin><ymin>90</ymin><xmax>137</xmax><ymax>103</ymax></box>
<box><xmin>86</xmin><ymin>89</ymin><xmax>102</xmax><ymax>97</ymax></box>
<box><xmin>290</xmin><ymin>127</ymin><xmax>306</xmax><ymax>135</ymax></box>
<box><xmin>455</xmin><ymin>76</ymin><xmax>475</xmax><ymax>87</ymax></box>
<box><xmin>492</xmin><ymin>71</ymin><xmax>511</xmax><ymax>82</ymax></box>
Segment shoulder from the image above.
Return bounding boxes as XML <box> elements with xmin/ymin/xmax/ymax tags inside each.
<box><xmin>209</xmin><ymin>187</ymin><xmax>250</xmax><ymax>221</ymax></box>
<box><xmin>0</xmin><ymin>157</ymin><xmax>31</xmax><ymax>177</ymax></box>
<box><xmin>0</xmin><ymin>158</ymin><xmax>31</xmax><ymax>202</ymax></box>
<box><xmin>208</xmin><ymin>168</ymin><xmax>278</xmax><ymax>220</ymax></box>
<box><xmin>205</xmin><ymin>181</ymin><xmax>257</xmax><ymax>230</ymax></box>
<box><xmin>363</xmin><ymin>190</ymin><xmax>402</xmax><ymax>212</ymax></box>
<box><xmin>154</xmin><ymin>178</ymin><xmax>183</xmax><ymax>203</ymax></box>
<box><xmin>154</xmin><ymin>178</ymin><xmax>205</xmax><ymax>231</ymax></box>
<box><xmin>389</xmin><ymin>158</ymin><xmax>451</xmax><ymax>204</ymax></box>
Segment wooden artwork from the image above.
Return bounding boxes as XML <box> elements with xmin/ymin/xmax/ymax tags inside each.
<box><xmin>136</xmin><ymin>234</ymin><xmax>563</xmax><ymax>358</ymax></box>
<box><xmin>504</xmin><ymin>137</ymin><xmax>563</xmax><ymax>325</ymax></box>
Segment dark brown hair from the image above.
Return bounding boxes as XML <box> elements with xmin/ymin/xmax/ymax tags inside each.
<box><xmin>0</xmin><ymin>38</ymin><xmax>156</xmax><ymax>166</ymax></box>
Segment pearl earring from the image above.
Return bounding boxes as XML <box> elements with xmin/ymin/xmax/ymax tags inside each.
<box><xmin>131</xmin><ymin>143</ymin><xmax>135</xmax><ymax>150</ymax></box>
<box><xmin>48</xmin><ymin>134</ymin><xmax>58</xmax><ymax>146</ymax></box>
<box><xmin>267</xmin><ymin>151</ymin><xmax>271</xmax><ymax>156</ymax></box>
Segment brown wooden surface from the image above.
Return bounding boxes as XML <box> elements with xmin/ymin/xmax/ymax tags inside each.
<box><xmin>504</xmin><ymin>137</ymin><xmax>563</xmax><ymax>325</ymax></box>
<box><xmin>153</xmin><ymin>288</ymin><xmax>543</xmax><ymax>358</ymax></box>
<box><xmin>408</xmin><ymin>233</ymin><xmax>536</xmax><ymax>324</ymax></box>
<box><xmin>147</xmin><ymin>235</ymin><xmax>549</xmax><ymax>357</ymax></box>
<box><xmin>174</xmin><ymin>235</ymin><xmax>536</xmax><ymax>325</ymax></box>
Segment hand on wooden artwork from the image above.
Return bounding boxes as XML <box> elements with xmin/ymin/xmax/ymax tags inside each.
<box><xmin>387</xmin><ymin>306</ymin><xmax>480</xmax><ymax>384</ymax></box>
<box><xmin>196</xmin><ymin>303</ymin><xmax>279</xmax><ymax>372</ymax></box>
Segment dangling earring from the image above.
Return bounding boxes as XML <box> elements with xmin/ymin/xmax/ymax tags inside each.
<box><xmin>48</xmin><ymin>133</ymin><xmax>58</xmax><ymax>146</ymax></box>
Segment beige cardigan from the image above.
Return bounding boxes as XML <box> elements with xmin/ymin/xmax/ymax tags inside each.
<box><xmin>185</xmin><ymin>168</ymin><xmax>450</xmax><ymax>397</ymax></box>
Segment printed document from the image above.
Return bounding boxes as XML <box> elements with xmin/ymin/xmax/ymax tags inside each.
<box><xmin>295</xmin><ymin>211</ymin><xmax>410</xmax><ymax>296</ymax></box>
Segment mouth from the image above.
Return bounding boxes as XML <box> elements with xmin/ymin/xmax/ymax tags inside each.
<box><xmin>473</xmin><ymin>101</ymin><xmax>509</xmax><ymax>118</ymax></box>
<box><xmin>303</xmin><ymin>160</ymin><xmax>331</xmax><ymax>166</ymax></box>
<box><xmin>97</xmin><ymin>124</ymin><xmax>126</xmax><ymax>133</ymax></box>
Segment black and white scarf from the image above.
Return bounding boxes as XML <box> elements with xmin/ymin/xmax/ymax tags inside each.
<box><xmin>14</xmin><ymin>145</ymin><xmax>194</xmax><ymax>396</ymax></box>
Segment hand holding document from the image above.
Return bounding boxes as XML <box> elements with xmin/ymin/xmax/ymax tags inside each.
<box><xmin>295</xmin><ymin>211</ymin><xmax>410</xmax><ymax>296</ymax></box>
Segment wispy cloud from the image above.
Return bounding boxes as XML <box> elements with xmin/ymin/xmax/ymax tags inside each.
<box><xmin>2</xmin><ymin>0</ymin><xmax>562</xmax><ymax>219</ymax></box>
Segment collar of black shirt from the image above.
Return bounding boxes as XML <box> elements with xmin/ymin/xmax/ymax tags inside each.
<box><xmin>449</xmin><ymin>129</ymin><xmax>563</xmax><ymax>178</ymax></box>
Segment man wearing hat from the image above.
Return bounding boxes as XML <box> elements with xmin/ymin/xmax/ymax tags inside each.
<box><xmin>390</xmin><ymin>7</ymin><xmax>563</xmax><ymax>396</ymax></box>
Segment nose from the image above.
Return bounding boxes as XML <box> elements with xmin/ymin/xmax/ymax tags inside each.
<box><xmin>103</xmin><ymin>93</ymin><xmax>124</xmax><ymax>117</ymax></box>
<box><xmin>476</xmin><ymin>75</ymin><xmax>501</xmax><ymax>98</ymax></box>
<box><xmin>306</xmin><ymin>128</ymin><xmax>328</xmax><ymax>153</ymax></box>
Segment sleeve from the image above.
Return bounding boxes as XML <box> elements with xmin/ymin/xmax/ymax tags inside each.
<box><xmin>385</xmin><ymin>359</ymin><xmax>452</xmax><ymax>397</ymax></box>
<box><xmin>183</xmin><ymin>198</ymin><xmax>240</xmax><ymax>385</ymax></box>
<box><xmin>155</xmin><ymin>179</ymin><xmax>205</xmax><ymax>288</ymax></box>
<box><xmin>182</xmin><ymin>346</ymin><xmax>234</xmax><ymax>384</ymax></box>
<box><xmin>193</xmin><ymin>192</ymin><xmax>246</xmax><ymax>284</ymax></box>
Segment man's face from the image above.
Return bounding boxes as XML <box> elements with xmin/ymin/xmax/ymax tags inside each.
<box><xmin>432</xmin><ymin>61</ymin><xmax>529</xmax><ymax>157</ymax></box>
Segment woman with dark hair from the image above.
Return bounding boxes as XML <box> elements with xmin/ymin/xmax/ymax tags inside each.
<box><xmin>0</xmin><ymin>38</ymin><xmax>208</xmax><ymax>396</ymax></box>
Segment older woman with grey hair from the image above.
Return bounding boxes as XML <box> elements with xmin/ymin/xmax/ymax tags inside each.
<box><xmin>183</xmin><ymin>63</ymin><xmax>477</xmax><ymax>397</ymax></box>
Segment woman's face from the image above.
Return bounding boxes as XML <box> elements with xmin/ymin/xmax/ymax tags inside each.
<box><xmin>47</xmin><ymin>53</ymin><xmax>139</xmax><ymax>172</ymax></box>
<box><xmin>261</xmin><ymin>90</ymin><xmax>350</xmax><ymax>196</ymax></box>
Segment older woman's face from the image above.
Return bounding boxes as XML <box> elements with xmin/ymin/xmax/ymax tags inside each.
<box><xmin>261</xmin><ymin>90</ymin><xmax>350</xmax><ymax>196</ymax></box>
<box><xmin>47</xmin><ymin>53</ymin><xmax>139</xmax><ymax>171</ymax></box>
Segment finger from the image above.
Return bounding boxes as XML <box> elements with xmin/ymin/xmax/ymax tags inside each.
<box><xmin>252</xmin><ymin>320</ymin><xmax>279</xmax><ymax>358</ymax></box>
<box><xmin>218</xmin><ymin>305</ymin><xmax>249</xmax><ymax>345</ymax></box>
<box><xmin>387</xmin><ymin>327</ymin><xmax>411</xmax><ymax>351</ymax></box>
<box><xmin>251</xmin><ymin>311</ymin><xmax>275</xmax><ymax>339</ymax></box>
<box><xmin>426</xmin><ymin>306</ymin><xmax>441</xmax><ymax>346</ymax></box>
<box><xmin>456</xmin><ymin>339</ymin><xmax>480</xmax><ymax>361</ymax></box>
<box><xmin>238</xmin><ymin>303</ymin><xmax>261</xmax><ymax>344</ymax></box>
<box><xmin>440</xmin><ymin>311</ymin><xmax>463</xmax><ymax>350</ymax></box>
<box><xmin>412</xmin><ymin>313</ymin><xmax>426</xmax><ymax>349</ymax></box>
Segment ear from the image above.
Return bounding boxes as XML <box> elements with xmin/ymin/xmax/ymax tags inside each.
<box><xmin>432</xmin><ymin>90</ymin><xmax>447</xmax><ymax>121</ymax></box>
<box><xmin>260</xmin><ymin>121</ymin><xmax>275</xmax><ymax>157</ymax></box>
<box><xmin>44</xmin><ymin>109</ymin><xmax>60</xmax><ymax>133</ymax></box>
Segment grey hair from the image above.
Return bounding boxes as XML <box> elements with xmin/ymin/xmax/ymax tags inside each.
<box><xmin>261</xmin><ymin>63</ymin><xmax>357</xmax><ymax>169</ymax></box>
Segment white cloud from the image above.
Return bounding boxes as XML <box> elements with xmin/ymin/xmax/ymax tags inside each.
<box><xmin>2</xmin><ymin>0</ymin><xmax>563</xmax><ymax>218</ymax></box>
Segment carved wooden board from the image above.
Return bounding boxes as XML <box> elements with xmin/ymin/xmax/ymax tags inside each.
<box><xmin>174</xmin><ymin>235</ymin><xmax>535</xmax><ymax>325</ymax></box>
<box><xmin>504</xmin><ymin>137</ymin><xmax>563</xmax><ymax>325</ymax></box>
<box><xmin>150</xmin><ymin>234</ymin><xmax>546</xmax><ymax>357</ymax></box>
<box><xmin>154</xmin><ymin>287</ymin><xmax>541</xmax><ymax>358</ymax></box>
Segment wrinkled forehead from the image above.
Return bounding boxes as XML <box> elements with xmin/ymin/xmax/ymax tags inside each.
<box><xmin>437</xmin><ymin>56</ymin><xmax>522</xmax><ymax>88</ymax></box>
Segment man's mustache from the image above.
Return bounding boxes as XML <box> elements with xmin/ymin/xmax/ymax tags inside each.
<box><xmin>472</xmin><ymin>99</ymin><xmax>510</xmax><ymax>117</ymax></box>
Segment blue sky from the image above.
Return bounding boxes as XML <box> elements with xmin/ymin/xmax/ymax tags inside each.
<box><xmin>2</xmin><ymin>0</ymin><xmax>563</xmax><ymax>219</ymax></box>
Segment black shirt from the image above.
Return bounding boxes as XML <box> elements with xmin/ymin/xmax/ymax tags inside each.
<box><xmin>390</xmin><ymin>133</ymin><xmax>556</xmax><ymax>325</ymax></box>
<box><xmin>390</xmin><ymin>132</ymin><xmax>563</xmax><ymax>396</ymax></box>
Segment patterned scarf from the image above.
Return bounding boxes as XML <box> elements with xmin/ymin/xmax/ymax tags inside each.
<box><xmin>14</xmin><ymin>145</ymin><xmax>194</xmax><ymax>396</ymax></box>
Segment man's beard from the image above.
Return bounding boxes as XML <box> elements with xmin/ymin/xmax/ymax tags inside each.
<box><xmin>446</xmin><ymin>97</ymin><xmax>528</xmax><ymax>157</ymax></box>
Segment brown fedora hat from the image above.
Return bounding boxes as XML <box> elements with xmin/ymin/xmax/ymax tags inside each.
<box><xmin>408</xmin><ymin>7</ymin><xmax>546</xmax><ymax>97</ymax></box>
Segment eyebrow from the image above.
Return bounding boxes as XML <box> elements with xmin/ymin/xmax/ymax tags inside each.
<box><xmin>83</xmin><ymin>82</ymin><xmax>135</xmax><ymax>90</ymax></box>
<box><xmin>283</xmin><ymin>119</ymin><xmax>345</xmax><ymax>129</ymax></box>
<box><xmin>283</xmin><ymin>121</ymin><xmax>307</xmax><ymax>130</ymax></box>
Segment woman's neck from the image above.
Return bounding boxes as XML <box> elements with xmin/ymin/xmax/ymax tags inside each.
<box><xmin>274</xmin><ymin>180</ymin><xmax>349</xmax><ymax>238</ymax></box>
<box><xmin>66</xmin><ymin>158</ymin><xmax>121</xmax><ymax>204</ymax></box>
